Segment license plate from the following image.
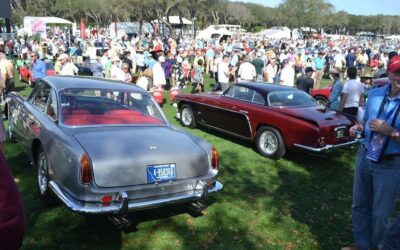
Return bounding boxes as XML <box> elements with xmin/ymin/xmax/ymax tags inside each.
<box><xmin>147</xmin><ymin>164</ymin><xmax>176</xmax><ymax>183</ymax></box>
<box><xmin>335</xmin><ymin>127</ymin><xmax>346</xmax><ymax>139</ymax></box>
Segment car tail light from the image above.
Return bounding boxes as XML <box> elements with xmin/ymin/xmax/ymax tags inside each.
<box><xmin>80</xmin><ymin>153</ymin><xmax>92</xmax><ymax>184</ymax></box>
<box><xmin>211</xmin><ymin>147</ymin><xmax>219</xmax><ymax>170</ymax></box>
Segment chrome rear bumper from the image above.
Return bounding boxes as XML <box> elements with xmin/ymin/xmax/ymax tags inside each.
<box><xmin>293</xmin><ymin>140</ymin><xmax>358</xmax><ymax>153</ymax></box>
<box><xmin>49</xmin><ymin>180</ymin><xmax>223</xmax><ymax>214</ymax></box>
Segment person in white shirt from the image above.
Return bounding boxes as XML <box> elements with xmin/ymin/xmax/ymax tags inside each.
<box><xmin>136</xmin><ymin>68</ymin><xmax>152</xmax><ymax>91</ymax></box>
<box><xmin>339</xmin><ymin>67</ymin><xmax>364</xmax><ymax>118</ymax></box>
<box><xmin>279</xmin><ymin>59</ymin><xmax>295</xmax><ymax>87</ymax></box>
<box><xmin>152</xmin><ymin>56</ymin><xmax>166</xmax><ymax>88</ymax></box>
<box><xmin>110</xmin><ymin>56</ymin><xmax>125</xmax><ymax>81</ymax></box>
<box><xmin>333</xmin><ymin>49</ymin><xmax>346</xmax><ymax>81</ymax></box>
<box><xmin>58</xmin><ymin>54</ymin><xmax>78</xmax><ymax>76</ymax></box>
<box><xmin>238</xmin><ymin>56</ymin><xmax>256</xmax><ymax>82</ymax></box>
<box><xmin>100</xmin><ymin>50</ymin><xmax>111</xmax><ymax>78</ymax></box>
<box><xmin>217</xmin><ymin>55</ymin><xmax>236</xmax><ymax>92</ymax></box>
<box><xmin>213</xmin><ymin>52</ymin><xmax>222</xmax><ymax>84</ymax></box>
<box><xmin>264</xmin><ymin>58</ymin><xmax>278</xmax><ymax>83</ymax></box>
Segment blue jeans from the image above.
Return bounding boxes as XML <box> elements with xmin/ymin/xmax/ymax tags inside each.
<box><xmin>383</xmin><ymin>214</ymin><xmax>400</xmax><ymax>250</ymax></box>
<box><xmin>352</xmin><ymin>145</ymin><xmax>400</xmax><ymax>250</ymax></box>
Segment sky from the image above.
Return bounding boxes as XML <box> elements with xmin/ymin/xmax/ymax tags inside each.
<box><xmin>237</xmin><ymin>0</ymin><xmax>400</xmax><ymax>15</ymax></box>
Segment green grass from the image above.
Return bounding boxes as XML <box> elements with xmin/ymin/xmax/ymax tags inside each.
<box><xmin>6</xmin><ymin>74</ymin><xmax>356</xmax><ymax>250</ymax></box>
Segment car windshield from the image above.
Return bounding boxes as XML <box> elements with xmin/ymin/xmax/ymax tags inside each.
<box><xmin>59</xmin><ymin>88</ymin><xmax>166</xmax><ymax>126</ymax></box>
<box><xmin>267</xmin><ymin>90</ymin><xmax>318</xmax><ymax>107</ymax></box>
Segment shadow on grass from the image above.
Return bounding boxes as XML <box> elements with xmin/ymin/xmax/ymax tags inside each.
<box><xmin>15</xmin><ymin>85</ymin><xmax>28</xmax><ymax>92</ymax></box>
<box><xmin>273</xmin><ymin>149</ymin><xmax>357</xmax><ymax>249</ymax></box>
<box><xmin>193</xmin><ymin>123</ymin><xmax>255</xmax><ymax>150</ymax></box>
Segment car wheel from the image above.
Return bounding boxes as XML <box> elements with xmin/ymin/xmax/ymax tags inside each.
<box><xmin>256</xmin><ymin>126</ymin><xmax>286</xmax><ymax>159</ymax></box>
<box><xmin>7</xmin><ymin>106</ymin><xmax>16</xmax><ymax>143</ymax></box>
<box><xmin>180</xmin><ymin>104</ymin><xmax>196</xmax><ymax>128</ymax></box>
<box><xmin>37</xmin><ymin>147</ymin><xmax>56</xmax><ymax>204</ymax></box>
<box><xmin>314</xmin><ymin>95</ymin><xmax>328</xmax><ymax>107</ymax></box>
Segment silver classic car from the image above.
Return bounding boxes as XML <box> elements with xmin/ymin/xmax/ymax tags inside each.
<box><xmin>7</xmin><ymin>76</ymin><xmax>222</xmax><ymax>216</ymax></box>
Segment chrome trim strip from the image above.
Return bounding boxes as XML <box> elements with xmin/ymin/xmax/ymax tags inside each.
<box><xmin>49</xmin><ymin>180</ymin><xmax>223</xmax><ymax>214</ymax></box>
<box><xmin>197</xmin><ymin>121</ymin><xmax>252</xmax><ymax>140</ymax></box>
<box><xmin>293</xmin><ymin>140</ymin><xmax>358</xmax><ymax>152</ymax></box>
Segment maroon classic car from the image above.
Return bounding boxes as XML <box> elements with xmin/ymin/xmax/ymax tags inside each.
<box><xmin>176</xmin><ymin>83</ymin><xmax>357</xmax><ymax>159</ymax></box>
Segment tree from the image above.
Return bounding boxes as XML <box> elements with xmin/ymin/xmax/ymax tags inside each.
<box><xmin>277</xmin><ymin>0</ymin><xmax>334</xmax><ymax>30</ymax></box>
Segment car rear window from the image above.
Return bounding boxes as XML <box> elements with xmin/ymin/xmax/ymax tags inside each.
<box><xmin>59</xmin><ymin>88</ymin><xmax>166</xmax><ymax>126</ymax></box>
<box><xmin>268</xmin><ymin>90</ymin><xmax>318</xmax><ymax>107</ymax></box>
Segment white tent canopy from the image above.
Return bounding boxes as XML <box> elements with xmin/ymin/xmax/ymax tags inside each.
<box><xmin>152</xmin><ymin>16</ymin><xmax>192</xmax><ymax>25</ymax></box>
<box><xmin>197</xmin><ymin>26</ymin><xmax>233</xmax><ymax>42</ymax></box>
<box><xmin>259</xmin><ymin>26</ymin><xmax>291</xmax><ymax>39</ymax></box>
<box><xmin>24</xmin><ymin>16</ymin><xmax>72</xmax><ymax>36</ymax></box>
<box><xmin>386</xmin><ymin>35</ymin><xmax>400</xmax><ymax>40</ymax></box>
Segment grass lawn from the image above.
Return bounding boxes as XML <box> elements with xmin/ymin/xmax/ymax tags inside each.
<box><xmin>6</xmin><ymin>74</ymin><xmax>358</xmax><ymax>250</ymax></box>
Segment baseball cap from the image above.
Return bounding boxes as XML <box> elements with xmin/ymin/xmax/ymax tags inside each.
<box><xmin>57</xmin><ymin>53</ymin><xmax>68</xmax><ymax>61</ymax></box>
<box><xmin>388</xmin><ymin>55</ymin><xmax>400</xmax><ymax>73</ymax></box>
<box><xmin>305</xmin><ymin>67</ymin><xmax>315</xmax><ymax>73</ymax></box>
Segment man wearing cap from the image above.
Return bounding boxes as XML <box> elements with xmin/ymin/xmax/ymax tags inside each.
<box><xmin>152</xmin><ymin>56</ymin><xmax>166</xmax><ymax>88</ymax></box>
<box><xmin>296</xmin><ymin>67</ymin><xmax>314</xmax><ymax>94</ymax></box>
<box><xmin>327</xmin><ymin>68</ymin><xmax>343</xmax><ymax>111</ymax></box>
<box><xmin>59</xmin><ymin>54</ymin><xmax>78</xmax><ymax>76</ymax></box>
<box><xmin>110</xmin><ymin>56</ymin><xmax>124</xmax><ymax>80</ymax></box>
<box><xmin>344</xmin><ymin>55</ymin><xmax>400</xmax><ymax>250</ymax></box>
<box><xmin>238</xmin><ymin>56</ymin><xmax>256</xmax><ymax>82</ymax></box>
<box><xmin>252</xmin><ymin>52</ymin><xmax>264</xmax><ymax>82</ymax></box>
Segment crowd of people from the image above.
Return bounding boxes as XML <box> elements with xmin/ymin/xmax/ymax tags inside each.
<box><xmin>0</xmin><ymin>29</ymin><xmax>400</xmax><ymax>250</ymax></box>
<box><xmin>0</xmin><ymin>31</ymin><xmax>398</xmax><ymax>95</ymax></box>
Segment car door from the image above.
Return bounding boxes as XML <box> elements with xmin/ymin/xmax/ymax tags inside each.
<box><xmin>198</xmin><ymin>86</ymin><xmax>252</xmax><ymax>139</ymax></box>
<box><xmin>18</xmin><ymin>81</ymin><xmax>52</xmax><ymax>154</ymax></box>
<box><xmin>219</xmin><ymin>85</ymin><xmax>262</xmax><ymax>138</ymax></box>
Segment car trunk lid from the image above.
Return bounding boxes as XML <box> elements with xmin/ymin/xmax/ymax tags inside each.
<box><xmin>72</xmin><ymin>126</ymin><xmax>210</xmax><ymax>188</ymax></box>
<box><xmin>278</xmin><ymin>106</ymin><xmax>354</xmax><ymax>127</ymax></box>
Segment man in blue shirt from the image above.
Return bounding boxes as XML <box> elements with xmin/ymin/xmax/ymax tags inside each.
<box><xmin>346</xmin><ymin>49</ymin><xmax>356</xmax><ymax>68</ymax></box>
<box><xmin>344</xmin><ymin>55</ymin><xmax>400</xmax><ymax>250</ymax></box>
<box><xmin>31</xmin><ymin>52</ymin><xmax>46</xmax><ymax>85</ymax></box>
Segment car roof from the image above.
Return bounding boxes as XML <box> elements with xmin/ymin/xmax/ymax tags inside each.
<box><xmin>236</xmin><ymin>82</ymin><xmax>299</xmax><ymax>95</ymax></box>
<box><xmin>43</xmin><ymin>75</ymin><xmax>147</xmax><ymax>93</ymax></box>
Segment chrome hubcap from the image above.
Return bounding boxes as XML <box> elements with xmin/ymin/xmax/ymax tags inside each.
<box><xmin>181</xmin><ymin>108</ymin><xmax>192</xmax><ymax>126</ymax></box>
<box><xmin>38</xmin><ymin>153</ymin><xmax>48</xmax><ymax>195</ymax></box>
<box><xmin>259</xmin><ymin>131</ymin><xmax>278</xmax><ymax>155</ymax></box>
